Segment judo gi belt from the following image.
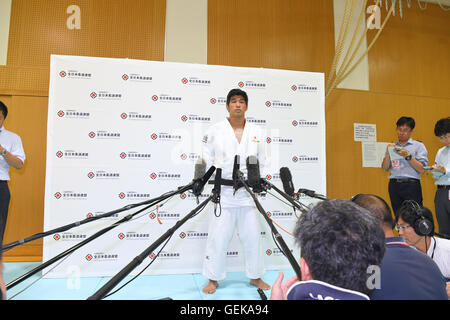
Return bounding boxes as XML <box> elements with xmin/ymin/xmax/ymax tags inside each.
<box><xmin>208</xmin><ymin>178</ymin><xmax>247</xmax><ymax>190</ymax></box>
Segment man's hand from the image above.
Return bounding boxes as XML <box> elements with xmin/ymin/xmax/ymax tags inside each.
<box><xmin>432</xmin><ymin>163</ymin><xmax>446</xmax><ymax>174</ymax></box>
<box><xmin>270</xmin><ymin>271</ymin><xmax>299</xmax><ymax>300</ymax></box>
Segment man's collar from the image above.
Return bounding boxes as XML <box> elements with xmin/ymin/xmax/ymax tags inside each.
<box><xmin>396</xmin><ymin>138</ymin><xmax>413</xmax><ymax>146</ymax></box>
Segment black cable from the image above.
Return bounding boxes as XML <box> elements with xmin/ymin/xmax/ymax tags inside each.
<box><xmin>103</xmin><ymin>234</ymin><xmax>173</xmax><ymax>299</ymax></box>
<box><xmin>102</xmin><ymin>200</ymin><xmax>210</xmax><ymax>299</ymax></box>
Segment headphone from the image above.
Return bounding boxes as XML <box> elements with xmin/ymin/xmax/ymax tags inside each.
<box><xmin>401</xmin><ymin>200</ymin><xmax>434</xmax><ymax>237</ymax></box>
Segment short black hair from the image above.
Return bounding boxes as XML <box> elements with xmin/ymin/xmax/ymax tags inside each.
<box><xmin>396</xmin><ymin>116</ymin><xmax>415</xmax><ymax>130</ymax></box>
<box><xmin>293</xmin><ymin>199</ymin><xmax>385</xmax><ymax>294</ymax></box>
<box><xmin>226</xmin><ymin>88</ymin><xmax>248</xmax><ymax>106</ymax></box>
<box><xmin>0</xmin><ymin>101</ymin><xmax>8</xmax><ymax>119</ymax></box>
<box><xmin>398</xmin><ymin>201</ymin><xmax>435</xmax><ymax>235</ymax></box>
<box><xmin>434</xmin><ymin>117</ymin><xmax>450</xmax><ymax>137</ymax></box>
<box><xmin>351</xmin><ymin>194</ymin><xmax>395</xmax><ymax>229</ymax></box>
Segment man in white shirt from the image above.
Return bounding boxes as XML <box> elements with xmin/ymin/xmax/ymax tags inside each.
<box><xmin>0</xmin><ymin>101</ymin><xmax>26</xmax><ymax>244</ymax></box>
<box><xmin>397</xmin><ymin>202</ymin><xmax>450</xmax><ymax>297</ymax></box>
<box><xmin>201</xmin><ymin>89</ymin><xmax>270</xmax><ymax>294</ymax></box>
<box><xmin>430</xmin><ymin>117</ymin><xmax>450</xmax><ymax>236</ymax></box>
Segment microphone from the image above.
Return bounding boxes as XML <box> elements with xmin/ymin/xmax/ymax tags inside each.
<box><xmin>232</xmin><ymin>155</ymin><xmax>240</xmax><ymax>194</ymax></box>
<box><xmin>212</xmin><ymin>168</ymin><xmax>221</xmax><ymax>204</ymax></box>
<box><xmin>297</xmin><ymin>188</ymin><xmax>327</xmax><ymax>200</ymax></box>
<box><xmin>192</xmin><ymin>159</ymin><xmax>215</xmax><ymax>198</ymax></box>
<box><xmin>212</xmin><ymin>168</ymin><xmax>222</xmax><ymax>215</ymax></box>
<box><xmin>279</xmin><ymin>167</ymin><xmax>295</xmax><ymax>197</ymax></box>
<box><xmin>246</xmin><ymin>155</ymin><xmax>264</xmax><ymax>193</ymax></box>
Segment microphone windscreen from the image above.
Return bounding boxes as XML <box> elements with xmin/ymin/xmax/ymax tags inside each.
<box><xmin>246</xmin><ymin>155</ymin><xmax>261</xmax><ymax>188</ymax></box>
<box><xmin>232</xmin><ymin>155</ymin><xmax>240</xmax><ymax>181</ymax></box>
<box><xmin>280</xmin><ymin>167</ymin><xmax>295</xmax><ymax>197</ymax></box>
<box><xmin>194</xmin><ymin>158</ymin><xmax>206</xmax><ymax>180</ymax></box>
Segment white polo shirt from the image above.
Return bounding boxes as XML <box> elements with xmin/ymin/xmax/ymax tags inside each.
<box><xmin>427</xmin><ymin>236</ymin><xmax>450</xmax><ymax>279</ymax></box>
<box><xmin>0</xmin><ymin>126</ymin><xmax>26</xmax><ymax>181</ymax></box>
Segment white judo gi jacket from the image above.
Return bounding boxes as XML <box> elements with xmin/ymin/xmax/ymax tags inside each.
<box><xmin>201</xmin><ymin>118</ymin><xmax>269</xmax><ymax>207</ymax></box>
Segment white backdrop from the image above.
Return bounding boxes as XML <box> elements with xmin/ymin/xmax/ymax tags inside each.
<box><xmin>43</xmin><ymin>55</ymin><xmax>326</xmax><ymax>278</ymax></box>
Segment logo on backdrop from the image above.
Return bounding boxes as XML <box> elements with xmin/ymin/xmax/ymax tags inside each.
<box><xmin>119</xmin><ymin>151</ymin><xmax>152</xmax><ymax>160</ymax></box>
<box><xmin>179</xmin><ymin>231</ymin><xmax>208</xmax><ymax>240</ymax></box>
<box><xmin>57</xmin><ymin>109</ymin><xmax>90</xmax><ymax>119</ymax></box>
<box><xmin>181</xmin><ymin>76</ymin><xmax>211</xmax><ymax>86</ymax></box>
<box><xmin>85</xmin><ymin>252</ymin><xmax>119</xmax><ymax>262</ymax></box>
<box><xmin>266</xmin><ymin>210</ymin><xmax>293</xmax><ymax>219</ymax></box>
<box><xmin>121</xmin><ymin>73</ymin><xmax>153</xmax><ymax>82</ymax></box>
<box><xmin>90</xmin><ymin>90</ymin><xmax>122</xmax><ymax>100</ymax></box>
<box><xmin>265</xmin><ymin>172</ymin><xmax>280</xmax><ymax>181</ymax></box>
<box><xmin>149</xmin><ymin>210</ymin><xmax>181</xmax><ymax>221</ymax></box>
<box><xmin>54</xmin><ymin>191</ymin><xmax>88</xmax><ymax>200</ymax></box>
<box><xmin>290</xmin><ymin>83</ymin><xmax>318</xmax><ymax>92</ymax></box>
<box><xmin>266</xmin><ymin>136</ymin><xmax>294</xmax><ymax>145</ymax></box>
<box><xmin>265</xmin><ymin>99</ymin><xmax>293</xmax><ymax>109</ymax></box>
<box><xmin>151</xmin><ymin>94</ymin><xmax>182</xmax><ymax>103</ymax></box>
<box><xmin>291</xmin><ymin>155</ymin><xmax>319</xmax><ymax>163</ymax></box>
<box><xmin>266</xmin><ymin>247</ymin><xmax>294</xmax><ymax>256</ymax></box>
<box><xmin>59</xmin><ymin>70</ymin><xmax>92</xmax><ymax>79</ymax></box>
<box><xmin>150</xmin><ymin>132</ymin><xmax>182</xmax><ymax>142</ymax></box>
<box><xmin>179</xmin><ymin>152</ymin><xmax>201</xmax><ymax>162</ymax></box>
<box><xmin>180</xmin><ymin>114</ymin><xmax>211</xmax><ymax>123</ymax></box>
<box><xmin>88</xmin><ymin>130</ymin><xmax>121</xmax><ymax>139</ymax></box>
<box><xmin>209</xmin><ymin>97</ymin><xmax>227</xmax><ymax>105</ymax></box>
<box><xmin>238</xmin><ymin>80</ymin><xmax>267</xmax><ymax>89</ymax></box>
<box><xmin>55</xmin><ymin>150</ymin><xmax>89</xmax><ymax>159</ymax></box>
<box><xmin>118</xmin><ymin>191</ymin><xmax>151</xmax><ymax>200</ymax></box>
<box><xmin>149</xmin><ymin>171</ymin><xmax>181</xmax><ymax>181</ymax></box>
<box><xmin>292</xmin><ymin>119</ymin><xmax>319</xmax><ymax>127</ymax></box>
<box><xmin>53</xmin><ymin>232</ymin><xmax>87</xmax><ymax>241</ymax></box>
<box><xmin>246</xmin><ymin>117</ymin><xmax>267</xmax><ymax>126</ymax></box>
<box><xmin>149</xmin><ymin>251</ymin><xmax>181</xmax><ymax>260</ymax></box>
<box><xmin>118</xmin><ymin>232</ymin><xmax>151</xmax><ymax>241</ymax></box>
<box><xmin>120</xmin><ymin>112</ymin><xmax>152</xmax><ymax>121</ymax></box>
<box><xmin>87</xmin><ymin>170</ymin><xmax>120</xmax><ymax>180</ymax></box>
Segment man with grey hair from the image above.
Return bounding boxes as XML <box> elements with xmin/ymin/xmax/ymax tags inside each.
<box><xmin>271</xmin><ymin>199</ymin><xmax>385</xmax><ymax>300</ymax></box>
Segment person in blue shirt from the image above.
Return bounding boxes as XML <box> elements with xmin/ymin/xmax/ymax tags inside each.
<box><xmin>0</xmin><ymin>101</ymin><xmax>26</xmax><ymax>244</ymax></box>
<box><xmin>352</xmin><ymin>194</ymin><xmax>448</xmax><ymax>300</ymax></box>
<box><xmin>381</xmin><ymin>116</ymin><xmax>428</xmax><ymax>219</ymax></box>
<box><xmin>430</xmin><ymin>117</ymin><xmax>450</xmax><ymax>236</ymax></box>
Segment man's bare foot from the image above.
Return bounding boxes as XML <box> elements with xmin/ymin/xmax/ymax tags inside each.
<box><xmin>202</xmin><ymin>280</ymin><xmax>218</xmax><ymax>294</ymax></box>
<box><xmin>250</xmin><ymin>278</ymin><xmax>271</xmax><ymax>290</ymax></box>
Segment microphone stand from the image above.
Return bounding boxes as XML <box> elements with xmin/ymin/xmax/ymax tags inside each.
<box><xmin>261</xmin><ymin>180</ymin><xmax>310</xmax><ymax>214</ymax></box>
<box><xmin>237</xmin><ymin>171</ymin><xmax>302</xmax><ymax>281</ymax></box>
<box><xmin>2</xmin><ymin>201</ymin><xmax>162</xmax><ymax>253</ymax></box>
<box><xmin>6</xmin><ymin>180</ymin><xmax>200</xmax><ymax>291</ymax></box>
<box><xmin>88</xmin><ymin>193</ymin><xmax>215</xmax><ymax>300</ymax></box>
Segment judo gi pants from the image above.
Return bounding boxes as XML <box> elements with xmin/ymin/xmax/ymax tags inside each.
<box><xmin>202</xmin><ymin>205</ymin><xmax>265</xmax><ymax>281</ymax></box>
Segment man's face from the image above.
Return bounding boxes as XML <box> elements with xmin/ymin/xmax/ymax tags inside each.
<box><xmin>226</xmin><ymin>95</ymin><xmax>247</xmax><ymax>118</ymax></box>
<box><xmin>396</xmin><ymin>125</ymin><xmax>413</xmax><ymax>142</ymax></box>
<box><xmin>0</xmin><ymin>112</ymin><xmax>4</xmax><ymax>128</ymax></box>
<box><xmin>397</xmin><ymin>217</ymin><xmax>421</xmax><ymax>246</ymax></box>
<box><xmin>438</xmin><ymin>133</ymin><xmax>450</xmax><ymax>147</ymax></box>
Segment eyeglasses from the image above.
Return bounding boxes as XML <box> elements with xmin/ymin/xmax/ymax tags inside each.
<box><xmin>395</xmin><ymin>224</ymin><xmax>411</xmax><ymax>231</ymax></box>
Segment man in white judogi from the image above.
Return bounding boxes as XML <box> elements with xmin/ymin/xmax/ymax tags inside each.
<box><xmin>201</xmin><ymin>88</ymin><xmax>270</xmax><ymax>294</ymax></box>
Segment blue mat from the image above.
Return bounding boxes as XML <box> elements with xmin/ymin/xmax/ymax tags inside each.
<box><xmin>3</xmin><ymin>262</ymin><xmax>295</xmax><ymax>300</ymax></box>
